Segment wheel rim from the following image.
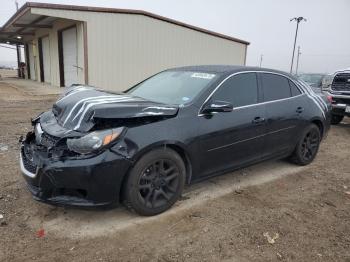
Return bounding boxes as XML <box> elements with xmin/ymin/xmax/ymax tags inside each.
<box><xmin>138</xmin><ymin>159</ymin><xmax>180</xmax><ymax>208</ymax></box>
<box><xmin>301</xmin><ymin>130</ymin><xmax>319</xmax><ymax>161</ymax></box>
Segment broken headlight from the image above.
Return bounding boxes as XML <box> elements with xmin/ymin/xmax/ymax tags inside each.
<box><xmin>66</xmin><ymin>127</ymin><xmax>124</xmax><ymax>154</ymax></box>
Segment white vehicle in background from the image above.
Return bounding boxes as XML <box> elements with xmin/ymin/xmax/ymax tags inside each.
<box><xmin>321</xmin><ymin>68</ymin><xmax>350</xmax><ymax>124</ymax></box>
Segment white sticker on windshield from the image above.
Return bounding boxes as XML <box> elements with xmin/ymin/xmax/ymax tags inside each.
<box><xmin>191</xmin><ymin>73</ymin><xmax>216</xmax><ymax>79</ymax></box>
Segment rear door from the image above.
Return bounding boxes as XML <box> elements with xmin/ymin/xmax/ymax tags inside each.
<box><xmin>260</xmin><ymin>73</ymin><xmax>304</xmax><ymax>156</ymax></box>
<box><xmin>198</xmin><ymin>72</ymin><xmax>267</xmax><ymax>177</ymax></box>
<box><xmin>62</xmin><ymin>27</ymin><xmax>78</xmax><ymax>87</ymax></box>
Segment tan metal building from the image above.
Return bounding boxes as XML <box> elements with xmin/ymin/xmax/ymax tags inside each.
<box><xmin>0</xmin><ymin>2</ymin><xmax>249</xmax><ymax>91</ymax></box>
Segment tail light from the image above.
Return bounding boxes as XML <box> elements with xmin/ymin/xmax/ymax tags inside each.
<box><xmin>326</xmin><ymin>95</ymin><xmax>333</xmax><ymax>103</ymax></box>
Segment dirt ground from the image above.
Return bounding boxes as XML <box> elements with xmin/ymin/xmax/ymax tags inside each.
<box><xmin>0</xmin><ymin>80</ymin><xmax>349</xmax><ymax>262</ymax></box>
<box><xmin>0</xmin><ymin>69</ymin><xmax>17</xmax><ymax>79</ymax></box>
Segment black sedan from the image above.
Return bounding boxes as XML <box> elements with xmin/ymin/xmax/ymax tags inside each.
<box><xmin>20</xmin><ymin>65</ymin><xmax>331</xmax><ymax>215</ymax></box>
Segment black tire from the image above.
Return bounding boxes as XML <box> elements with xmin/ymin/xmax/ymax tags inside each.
<box><xmin>290</xmin><ymin>124</ymin><xmax>321</xmax><ymax>166</ymax></box>
<box><xmin>123</xmin><ymin>148</ymin><xmax>186</xmax><ymax>216</ymax></box>
<box><xmin>331</xmin><ymin>114</ymin><xmax>344</xmax><ymax>125</ymax></box>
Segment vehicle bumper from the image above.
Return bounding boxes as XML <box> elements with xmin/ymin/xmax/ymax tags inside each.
<box><xmin>325</xmin><ymin>92</ymin><xmax>350</xmax><ymax>116</ymax></box>
<box><xmin>331</xmin><ymin>103</ymin><xmax>350</xmax><ymax>117</ymax></box>
<box><xmin>20</xmin><ymin>138</ymin><xmax>133</xmax><ymax>207</ymax></box>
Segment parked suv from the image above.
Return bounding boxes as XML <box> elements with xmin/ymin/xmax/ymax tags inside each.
<box><xmin>20</xmin><ymin>66</ymin><xmax>331</xmax><ymax>215</ymax></box>
<box><xmin>322</xmin><ymin>68</ymin><xmax>350</xmax><ymax>124</ymax></box>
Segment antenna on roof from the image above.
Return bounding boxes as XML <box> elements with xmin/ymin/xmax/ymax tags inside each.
<box><xmin>259</xmin><ymin>54</ymin><xmax>263</xmax><ymax>67</ymax></box>
<box><xmin>15</xmin><ymin>0</ymin><xmax>19</xmax><ymax>11</ymax></box>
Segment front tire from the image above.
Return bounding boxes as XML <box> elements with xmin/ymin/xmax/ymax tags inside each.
<box><xmin>290</xmin><ymin>124</ymin><xmax>321</xmax><ymax>166</ymax></box>
<box><xmin>331</xmin><ymin>114</ymin><xmax>344</xmax><ymax>125</ymax></box>
<box><xmin>123</xmin><ymin>148</ymin><xmax>186</xmax><ymax>216</ymax></box>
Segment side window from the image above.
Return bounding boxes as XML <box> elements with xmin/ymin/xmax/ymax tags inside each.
<box><xmin>211</xmin><ymin>73</ymin><xmax>258</xmax><ymax>107</ymax></box>
<box><xmin>289</xmin><ymin>80</ymin><xmax>302</xmax><ymax>96</ymax></box>
<box><xmin>261</xmin><ymin>73</ymin><xmax>291</xmax><ymax>102</ymax></box>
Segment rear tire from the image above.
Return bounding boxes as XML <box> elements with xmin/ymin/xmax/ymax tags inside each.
<box><xmin>331</xmin><ymin>114</ymin><xmax>344</xmax><ymax>125</ymax></box>
<box><xmin>290</xmin><ymin>124</ymin><xmax>321</xmax><ymax>166</ymax></box>
<box><xmin>123</xmin><ymin>148</ymin><xmax>186</xmax><ymax>216</ymax></box>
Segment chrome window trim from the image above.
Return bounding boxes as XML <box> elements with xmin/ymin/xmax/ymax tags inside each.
<box><xmin>198</xmin><ymin>70</ymin><xmax>305</xmax><ymax>116</ymax></box>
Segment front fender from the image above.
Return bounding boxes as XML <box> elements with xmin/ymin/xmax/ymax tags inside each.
<box><xmin>130</xmin><ymin>140</ymin><xmax>191</xmax><ymax>163</ymax></box>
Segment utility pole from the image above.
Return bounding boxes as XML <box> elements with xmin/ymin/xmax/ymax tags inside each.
<box><xmin>295</xmin><ymin>46</ymin><xmax>301</xmax><ymax>75</ymax></box>
<box><xmin>259</xmin><ymin>54</ymin><xmax>263</xmax><ymax>67</ymax></box>
<box><xmin>290</xmin><ymin>17</ymin><xmax>306</xmax><ymax>74</ymax></box>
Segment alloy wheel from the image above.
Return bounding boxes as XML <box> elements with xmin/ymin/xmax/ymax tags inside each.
<box><xmin>138</xmin><ymin>159</ymin><xmax>180</xmax><ymax>208</ymax></box>
<box><xmin>300</xmin><ymin>130</ymin><xmax>319</xmax><ymax>161</ymax></box>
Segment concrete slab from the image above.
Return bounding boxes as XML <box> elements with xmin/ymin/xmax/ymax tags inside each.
<box><xmin>0</xmin><ymin>77</ymin><xmax>63</xmax><ymax>96</ymax></box>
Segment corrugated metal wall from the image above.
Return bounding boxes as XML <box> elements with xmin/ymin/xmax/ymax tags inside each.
<box><xmin>31</xmin><ymin>8</ymin><xmax>247</xmax><ymax>91</ymax></box>
<box><xmin>25</xmin><ymin>17</ymin><xmax>85</xmax><ymax>87</ymax></box>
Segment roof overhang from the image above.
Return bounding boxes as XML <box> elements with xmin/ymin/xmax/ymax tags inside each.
<box><xmin>0</xmin><ymin>2</ymin><xmax>250</xmax><ymax>45</ymax></box>
<box><xmin>0</xmin><ymin>3</ymin><xmax>59</xmax><ymax>44</ymax></box>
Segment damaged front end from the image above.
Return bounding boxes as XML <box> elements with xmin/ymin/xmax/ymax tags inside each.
<box><xmin>20</xmin><ymin>119</ymin><xmax>132</xmax><ymax>207</ymax></box>
<box><xmin>20</xmin><ymin>86</ymin><xmax>179</xmax><ymax>207</ymax></box>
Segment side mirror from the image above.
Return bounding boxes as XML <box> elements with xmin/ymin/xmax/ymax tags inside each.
<box><xmin>202</xmin><ymin>100</ymin><xmax>233</xmax><ymax>114</ymax></box>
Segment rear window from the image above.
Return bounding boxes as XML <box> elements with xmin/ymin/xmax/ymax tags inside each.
<box><xmin>261</xmin><ymin>73</ymin><xmax>291</xmax><ymax>102</ymax></box>
<box><xmin>289</xmin><ymin>80</ymin><xmax>302</xmax><ymax>96</ymax></box>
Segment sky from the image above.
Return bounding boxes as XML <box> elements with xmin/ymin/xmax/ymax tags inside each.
<box><xmin>0</xmin><ymin>0</ymin><xmax>349</xmax><ymax>73</ymax></box>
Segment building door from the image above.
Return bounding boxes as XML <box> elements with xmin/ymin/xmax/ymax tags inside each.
<box><xmin>41</xmin><ymin>36</ymin><xmax>51</xmax><ymax>83</ymax></box>
<box><xmin>62</xmin><ymin>27</ymin><xmax>78</xmax><ymax>87</ymax></box>
<box><xmin>28</xmin><ymin>43</ymin><xmax>36</xmax><ymax>80</ymax></box>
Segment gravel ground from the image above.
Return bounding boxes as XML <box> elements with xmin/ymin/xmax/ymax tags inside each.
<box><xmin>0</xmin><ymin>81</ymin><xmax>349</xmax><ymax>262</ymax></box>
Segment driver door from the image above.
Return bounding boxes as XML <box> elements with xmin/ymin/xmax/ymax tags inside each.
<box><xmin>198</xmin><ymin>73</ymin><xmax>267</xmax><ymax>177</ymax></box>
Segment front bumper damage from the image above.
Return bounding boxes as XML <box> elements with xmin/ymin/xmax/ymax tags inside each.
<box><xmin>20</xmin><ymin>131</ymin><xmax>132</xmax><ymax>207</ymax></box>
<box><xmin>20</xmin><ymin>85</ymin><xmax>178</xmax><ymax>208</ymax></box>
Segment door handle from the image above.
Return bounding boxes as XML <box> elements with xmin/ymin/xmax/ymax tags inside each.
<box><xmin>296</xmin><ymin>107</ymin><xmax>304</xmax><ymax>114</ymax></box>
<box><xmin>72</xmin><ymin>65</ymin><xmax>84</xmax><ymax>70</ymax></box>
<box><xmin>252</xmin><ymin>117</ymin><xmax>265</xmax><ymax>124</ymax></box>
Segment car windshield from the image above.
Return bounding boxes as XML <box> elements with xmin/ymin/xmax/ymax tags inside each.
<box><xmin>127</xmin><ymin>71</ymin><xmax>219</xmax><ymax>105</ymax></box>
<box><xmin>298</xmin><ymin>74</ymin><xmax>324</xmax><ymax>87</ymax></box>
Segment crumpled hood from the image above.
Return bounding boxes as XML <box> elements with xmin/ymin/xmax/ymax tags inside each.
<box><xmin>48</xmin><ymin>86</ymin><xmax>178</xmax><ymax>132</ymax></box>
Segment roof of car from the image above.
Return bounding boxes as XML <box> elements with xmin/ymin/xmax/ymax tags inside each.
<box><xmin>299</xmin><ymin>73</ymin><xmax>325</xmax><ymax>76</ymax></box>
<box><xmin>171</xmin><ymin>65</ymin><xmax>293</xmax><ymax>78</ymax></box>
